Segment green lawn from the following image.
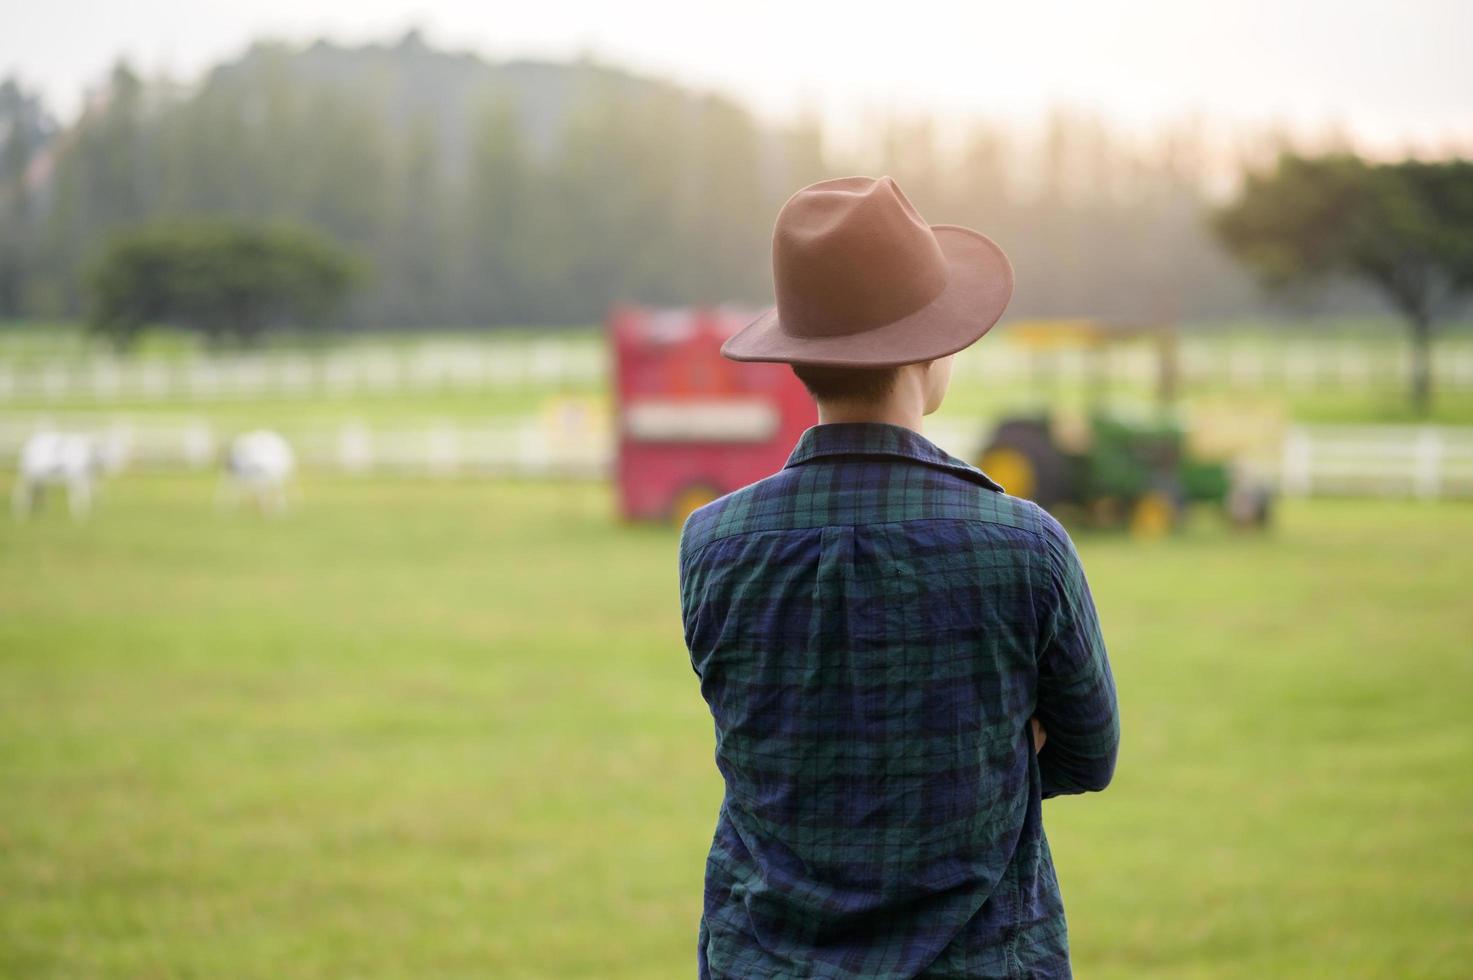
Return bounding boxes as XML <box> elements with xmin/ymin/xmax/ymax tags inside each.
<box><xmin>1</xmin><ymin>477</ymin><xmax>1470</xmax><ymax>978</ymax></box>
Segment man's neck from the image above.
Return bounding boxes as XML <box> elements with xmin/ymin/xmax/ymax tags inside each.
<box><xmin>816</xmin><ymin>399</ymin><xmax>924</xmax><ymax>433</ymax></box>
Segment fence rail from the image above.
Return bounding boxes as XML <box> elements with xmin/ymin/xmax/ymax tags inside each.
<box><xmin>4</xmin><ymin>337</ymin><xmax>1473</xmax><ymax>404</ymax></box>
<box><xmin>1276</xmin><ymin>424</ymin><xmax>1473</xmax><ymax>499</ymax></box>
<box><xmin>0</xmin><ymin>414</ymin><xmax>608</xmax><ymax>480</ymax></box>
<box><xmin>4</xmin><ymin>414</ymin><xmax>1472</xmax><ymax>500</ymax></box>
<box><xmin>0</xmin><ymin>341</ymin><xmax>604</xmax><ymax>404</ymax></box>
<box><xmin>951</xmin><ymin>341</ymin><xmax>1473</xmax><ymax>392</ymax></box>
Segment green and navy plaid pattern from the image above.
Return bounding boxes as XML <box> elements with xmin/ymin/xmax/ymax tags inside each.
<box><xmin>678</xmin><ymin>422</ymin><xmax>1118</xmax><ymax>979</ymax></box>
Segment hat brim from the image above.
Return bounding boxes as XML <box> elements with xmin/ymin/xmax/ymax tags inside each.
<box><xmin>720</xmin><ymin>225</ymin><xmax>1014</xmax><ymax>368</ymax></box>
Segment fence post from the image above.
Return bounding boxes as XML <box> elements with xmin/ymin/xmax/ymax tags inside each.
<box><xmin>427</xmin><ymin>423</ymin><xmax>460</xmax><ymax>477</ymax></box>
<box><xmin>1453</xmin><ymin>348</ymin><xmax>1473</xmax><ymax>390</ymax></box>
<box><xmin>338</xmin><ymin>422</ymin><xmax>374</xmax><ymax>474</ymax></box>
<box><xmin>1281</xmin><ymin>426</ymin><xmax>1313</xmax><ymax>497</ymax></box>
<box><xmin>1286</xmin><ymin>345</ymin><xmax>1316</xmax><ymax>389</ymax></box>
<box><xmin>181</xmin><ymin>421</ymin><xmax>215</xmax><ymax>469</ymax></box>
<box><xmin>1413</xmin><ymin>427</ymin><xmax>1443</xmax><ymax>500</ymax></box>
<box><xmin>140</xmin><ymin>362</ymin><xmax>169</xmax><ymax>400</ymax></box>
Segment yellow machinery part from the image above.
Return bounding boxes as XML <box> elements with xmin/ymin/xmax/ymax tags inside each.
<box><xmin>979</xmin><ymin>447</ymin><xmax>1036</xmax><ymax>501</ymax></box>
<box><xmin>1129</xmin><ymin>490</ymin><xmax>1177</xmax><ymax>538</ymax></box>
<box><xmin>670</xmin><ymin>485</ymin><xmax>720</xmax><ymax>527</ymax></box>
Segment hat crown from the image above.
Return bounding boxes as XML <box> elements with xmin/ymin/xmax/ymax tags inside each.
<box><xmin>772</xmin><ymin>176</ymin><xmax>949</xmax><ymax>338</ymax></box>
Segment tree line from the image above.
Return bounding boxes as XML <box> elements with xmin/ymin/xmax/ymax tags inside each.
<box><xmin>0</xmin><ymin>36</ymin><xmax>823</xmax><ymax>329</ymax></box>
<box><xmin>0</xmin><ymin>31</ymin><xmax>1465</xmax><ymax>340</ymax></box>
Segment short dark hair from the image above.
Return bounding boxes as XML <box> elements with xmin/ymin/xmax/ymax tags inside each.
<box><xmin>790</xmin><ymin>363</ymin><xmax>900</xmax><ymax>403</ymax></box>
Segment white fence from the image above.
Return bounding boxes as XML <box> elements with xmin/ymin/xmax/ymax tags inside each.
<box><xmin>3</xmin><ymin>414</ymin><xmax>1472</xmax><ymax>500</ymax></box>
<box><xmin>0</xmin><ymin>340</ymin><xmax>603</xmax><ymax>404</ymax></box>
<box><xmin>0</xmin><ymin>415</ymin><xmax>609</xmax><ymax>480</ymax></box>
<box><xmin>4</xmin><ymin>336</ymin><xmax>1473</xmax><ymax>404</ymax></box>
<box><xmin>952</xmin><ymin>339</ymin><xmax>1473</xmax><ymax>392</ymax></box>
<box><xmin>1277</xmin><ymin>425</ymin><xmax>1473</xmax><ymax>499</ymax></box>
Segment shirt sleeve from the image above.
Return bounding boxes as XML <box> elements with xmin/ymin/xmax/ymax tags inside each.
<box><xmin>1033</xmin><ymin>512</ymin><xmax>1120</xmax><ymax>798</ymax></box>
<box><xmin>677</xmin><ymin>517</ymin><xmax>704</xmax><ymax>679</ymax></box>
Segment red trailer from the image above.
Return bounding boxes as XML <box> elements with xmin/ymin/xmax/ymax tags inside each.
<box><xmin>611</xmin><ymin>305</ymin><xmax>817</xmax><ymax>524</ymax></box>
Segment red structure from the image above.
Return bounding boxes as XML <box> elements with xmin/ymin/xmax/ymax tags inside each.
<box><xmin>611</xmin><ymin>306</ymin><xmax>817</xmax><ymax>523</ymax></box>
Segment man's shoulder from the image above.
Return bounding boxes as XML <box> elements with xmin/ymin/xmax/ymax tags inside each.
<box><xmin>679</xmin><ymin>461</ymin><xmax>1061</xmax><ymax>566</ymax></box>
<box><xmin>678</xmin><ymin>467</ymin><xmax>796</xmax><ymax>566</ymax></box>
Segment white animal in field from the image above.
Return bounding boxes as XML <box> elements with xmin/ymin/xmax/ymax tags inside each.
<box><xmin>220</xmin><ymin>430</ymin><xmax>296</xmax><ymax>516</ymax></box>
<box><xmin>12</xmin><ymin>432</ymin><xmax>109</xmax><ymax>522</ymax></box>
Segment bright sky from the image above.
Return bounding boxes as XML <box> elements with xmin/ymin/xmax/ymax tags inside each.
<box><xmin>5</xmin><ymin>0</ymin><xmax>1471</xmax><ymax>152</ymax></box>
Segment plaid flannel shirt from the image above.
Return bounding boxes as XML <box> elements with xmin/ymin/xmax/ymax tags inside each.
<box><xmin>678</xmin><ymin>422</ymin><xmax>1119</xmax><ymax>979</ymax></box>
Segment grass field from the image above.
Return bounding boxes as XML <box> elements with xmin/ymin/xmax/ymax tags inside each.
<box><xmin>1</xmin><ymin>476</ymin><xmax>1471</xmax><ymax>978</ymax></box>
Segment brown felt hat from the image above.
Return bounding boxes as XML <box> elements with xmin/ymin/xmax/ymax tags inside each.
<box><xmin>722</xmin><ymin>175</ymin><xmax>1014</xmax><ymax>368</ymax></box>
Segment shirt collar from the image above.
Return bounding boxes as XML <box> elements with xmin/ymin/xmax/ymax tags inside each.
<box><xmin>783</xmin><ymin>422</ymin><xmax>1005</xmax><ymax>493</ymax></box>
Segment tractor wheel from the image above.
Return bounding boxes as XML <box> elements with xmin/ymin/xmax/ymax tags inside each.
<box><xmin>1129</xmin><ymin>480</ymin><xmax>1184</xmax><ymax>538</ymax></box>
<box><xmin>670</xmin><ymin>484</ymin><xmax>719</xmax><ymax>528</ymax></box>
<box><xmin>1129</xmin><ymin>492</ymin><xmax>1176</xmax><ymax>537</ymax></box>
<box><xmin>978</xmin><ymin>419</ymin><xmax>1070</xmax><ymax>507</ymax></box>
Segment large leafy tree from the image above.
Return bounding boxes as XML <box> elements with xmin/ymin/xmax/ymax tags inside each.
<box><xmin>86</xmin><ymin>220</ymin><xmax>361</xmax><ymax>347</ymax></box>
<box><xmin>1214</xmin><ymin>154</ymin><xmax>1473</xmax><ymax>413</ymax></box>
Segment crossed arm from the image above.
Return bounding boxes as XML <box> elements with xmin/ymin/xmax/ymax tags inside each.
<box><xmin>1030</xmin><ymin>515</ymin><xmax>1120</xmax><ymax>798</ymax></box>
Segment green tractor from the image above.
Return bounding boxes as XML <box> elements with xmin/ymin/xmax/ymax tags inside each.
<box><xmin>976</xmin><ymin>320</ymin><xmax>1272</xmax><ymax>536</ymax></box>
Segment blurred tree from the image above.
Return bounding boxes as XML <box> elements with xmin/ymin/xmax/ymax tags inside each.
<box><xmin>952</xmin><ymin>126</ymin><xmax>1012</xmax><ymax>222</ymax></box>
<box><xmin>874</xmin><ymin>114</ymin><xmax>944</xmax><ymax>214</ymax></box>
<box><xmin>35</xmin><ymin>63</ymin><xmax>151</xmax><ymax>314</ymax></box>
<box><xmin>380</xmin><ymin>114</ymin><xmax>450</xmax><ymax>325</ymax></box>
<box><xmin>776</xmin><ymin>111</ymin><xmax>827</xmax><ymax>193</ymax></box>
<box><xmin>674</xmin><ymin>94</ymin><xmax>768</xmax><ymax>304</ymax></box>
<box><xmin>1214</xmin><ymin>154</ymin><xmax>1473</xmax><ymax>413</ymax></box>
<box><xmin>9</xmin><ymin>34</ymin><xmax>1451</xmax><ymax>331</ymax></box>
<box><xmin>546</xmin><ymin>77</ymin><xmax>684</xmax><ymax>320</ymax></box>
<box><xmin>460</xmin><ymin>93</ymin><xmax>536</xmax><ymax>323</ymax></box>
<box><xmin>87</xmin><ymin>220</ymin><xmax>361</xmax><ymax>347</ymax></box>
<box><xmin>0</xmin><ymin>77</ymin><xmax>56</xmax><ymax>315</ymax></box>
